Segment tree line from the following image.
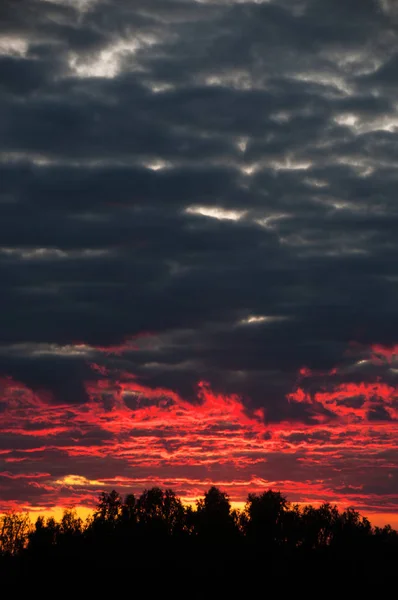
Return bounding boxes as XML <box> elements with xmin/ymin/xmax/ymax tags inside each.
<box><xmin>1</xmin><ymin>486</ymin><xmax>397</xmax><ymax>572</ymax></box>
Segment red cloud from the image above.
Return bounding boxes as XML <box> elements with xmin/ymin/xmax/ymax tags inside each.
<box><xmin>1</xmin><ymin>346</ymin><xmax>397</xmax><ymax>524</ymax></box>
<box><xmin>371</xmin><ymin>344</ymin><xmax>398</xmax><ymax>364</ymax></box>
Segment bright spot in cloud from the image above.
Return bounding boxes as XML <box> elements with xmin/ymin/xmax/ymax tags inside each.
<box><xmin>270</xmin><ymin>158</ymin><xmax>312</xmax><ymax>171</ymax></box>
<box><xmin>335</xmin><ymin>112</ymin><xmax>398</xmax><ymax>134</ymax></box>
<box><xmin>0</xmin><ymin>36</ymin><xmax>28</xmax><ymax>57</ymax></box>
<box><xmin>203</xmin><ymin>70</ymin><xmax>254</xmax><ymax>90</ymax></box>
<box><xmin>334</xmin><ymin>114</ymin><xmax>358</xmax><ymax>127</ymax></box>
<box><xmin>329</xmin><ymin>200</ymin><xmax>353</xmax><ymax>210</ymax></box>
<box><xmin>255</xmin><ymin>213</ymin><xmax>290</xmax><ymax>229</ymax></box>
<box><xmin>239</xmin><ymin>315</ymin><xmax>288</xmax><ymax>325</ymax></box>
<box><xmin>32</xmin><ymin>344</ymin><xmax>92</xmax><ymax>358</ymax></box>
<box><xmin>143</xmin><ymin>159</ymin><xmax>171</xmax><ymax>171</ymax></box>
<box><xmin>293</xmin><ymin>72</ymin><xmax>352</xmax><ymax>95</ymax></box>
<box><xmin>185</xmin><ymin>206</ymin><xmax>247</xmax><ymax>221</ymax></box>
<box><xmin>240</xmin><ymin>164</ymin><xmax>258</xmax><ymax>175</ymax></box>
<box><xmin>147</xmin><ymin>82</ymin><xmax>175</xmax><ymax>94</ymax></box>
<box><xmin>55</xmin><ymin>475</ymin><xmax>104</xmax><ymax>487</ymax></box>
<box><xmin>68</xmin><ymin>36</ymin><xmax>156</xmax><ymax>78</ymax></box>
<box><xmin>236</xmin><ymin>137</ymin><xmax>249</xmax><ymax>152</ymax></box>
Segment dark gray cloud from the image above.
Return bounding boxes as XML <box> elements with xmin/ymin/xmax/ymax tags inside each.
<box><xmin>1</xmin><ymin>0</ymin><xmax>397</xmax><ymax>398</ymax></box>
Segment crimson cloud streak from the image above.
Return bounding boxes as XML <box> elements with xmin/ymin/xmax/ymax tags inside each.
<box><xmin>1</xmin><ymin>343</ymin><xmax>398</xmax><ymax>523</ymax></box>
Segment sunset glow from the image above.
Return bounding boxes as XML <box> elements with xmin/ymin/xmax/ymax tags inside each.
<box><xmin>1</xmin><ymin>343</ymin><xmax>397</xmax><ymax>526</ymax></box>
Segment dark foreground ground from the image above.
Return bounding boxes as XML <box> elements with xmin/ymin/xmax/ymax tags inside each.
<box><xmin>1</xmin><ymin>554</ymin><xmax>396</xmax><ymax>597</ymax></box>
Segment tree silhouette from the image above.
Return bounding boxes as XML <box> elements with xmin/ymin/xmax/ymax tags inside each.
<box><xmin>244</xmin><ymin>489</ymin><xmax>288</xmax><ymax>552</ymax></box>
<box><xmin>121</xmin><ymin>493</ymin><xmax>137</xmax><ymax>524</ymax></box>
<box><xmin>301</xmin><ymin>503</ymin><xmax>339</xmax><ymax>551</ymax></box>
<box><xmin>0</xmin><ymin>512</ymin><xmax>31</xmax><ymax>556</ymax></box>
<box><xmin>134</xmin><ymin>487</ymin><xmax>186</xmax><ymax>545</ymax></box>
<box><xmin>28</xmin><ymin>516</ymin><xmax>59</xmax><ymax>556</ymax></box>
<box><xmin>332</xmin><ymin>507</ymin><xmax>372</xmax><ymax>556</ymax></box>
<box><xmin>59</xmin><ymin>509</ymin><xmax>82</xmax><ymax>535</ymax></box>
<box><xmin>93</xmin><ymin>490</ymin><xmax>123</xmax><ymax>526</ymax></box>
<box><xmin>1</xmin><ymin>484</ymin><xmax>397</xmax><ymax>582</ymax></box>
<box><xmin>195</xmin><ymin>486</ymin><xmax>238</xmax><ymax>547</ymax></box>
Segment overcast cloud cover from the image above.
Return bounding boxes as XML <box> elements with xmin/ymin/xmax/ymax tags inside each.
<box><xmin>1</xmin><ymin>0</ymin><xmax>398</xmax><ymax>522</ymax></box>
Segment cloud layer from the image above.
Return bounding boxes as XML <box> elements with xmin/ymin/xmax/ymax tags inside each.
<box><xmin>1</xmin><ymin>0</ymin><xmax>398</xmax><ymax>521</ymax></box>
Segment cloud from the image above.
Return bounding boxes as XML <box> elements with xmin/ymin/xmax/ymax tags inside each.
<box><xmin>0</xmin><ymin>0</ymin><xmax>397</xmax><ymax>519</ymax></box>
<box><xmin>0</xmin><ymin>348</ymin><xmax>397</xmax><ymax>515</ymax></box>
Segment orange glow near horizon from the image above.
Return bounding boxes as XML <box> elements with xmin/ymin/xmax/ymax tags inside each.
<box><xmin>2</xmin><ymin>501</ymin><xmax>398</xmax><ymax>533</ymax></box>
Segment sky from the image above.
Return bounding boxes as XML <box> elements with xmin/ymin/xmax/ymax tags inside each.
<box><xmin>1</xmin><ymin>0</ymin><xmax>398</xmax><ymax>527</ymax></box>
